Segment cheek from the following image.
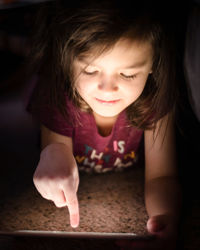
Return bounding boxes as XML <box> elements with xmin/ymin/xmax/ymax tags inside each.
<box><xmin>123</xmin><ymin>80</ymin><xmax>146</xmax><ymax>100</ymax></box>
<box><xmin>75</xmin><ymin>78</ymin><xmax>96</xmax><ymax>97</ymax></box>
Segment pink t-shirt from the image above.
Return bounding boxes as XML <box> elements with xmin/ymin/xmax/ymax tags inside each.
<box><xmin>33</xmin><ymin>96</ymin><xmax>144</xmax><ymax>173</ymax></box>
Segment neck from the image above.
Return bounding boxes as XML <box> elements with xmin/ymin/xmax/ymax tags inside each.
<box><xmin>93</xmin><ymin>112</ymin><xmax>118</xmax><ymax>137</ymax></box>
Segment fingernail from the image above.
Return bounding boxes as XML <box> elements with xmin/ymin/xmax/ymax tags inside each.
<box><xmin>70</xmin><ymin>214</ymin><xmax>79</xmax><ymax>228</ymax></box>
<box><xmin>71</xmin><ymin>223</ymin><xmax>78</xmax><ymax>228</ymax></box>
<box><xmin>71</xmin><ymin>219</ymin><xmax>79</xmax><ymax>228</ymax></box>
<box><xmin>71</xmin><ymin>221</ymin><xmax>79</xmax><ymax>228</ymax></box>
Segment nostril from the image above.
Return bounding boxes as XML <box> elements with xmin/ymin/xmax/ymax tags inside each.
<box><xmin>113</xmin><ymin>85</ymin><xmax>118</xmax><ymax>91</ymax></box>
<box><xmin>98</xmin><ymin>82</ymin><xmax>118</xmax><ymax>91</ymax></box>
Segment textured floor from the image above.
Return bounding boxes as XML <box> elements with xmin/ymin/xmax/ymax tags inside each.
<box><xmin>0</xmin><ymin>163</ymin><xmax>148</xmax><ymax>235</ymax></box>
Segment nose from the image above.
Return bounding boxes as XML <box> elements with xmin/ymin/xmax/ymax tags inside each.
<box><xmin>98</xmin><ymin>76</ymin><xmax>118</xmax><ymax>92</ymax></box>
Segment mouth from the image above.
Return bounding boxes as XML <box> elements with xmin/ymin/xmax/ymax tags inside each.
<box><xmin>95</xmin><ymin>98</ymin><xmax>120</xmax><ymax>105</ymax></box>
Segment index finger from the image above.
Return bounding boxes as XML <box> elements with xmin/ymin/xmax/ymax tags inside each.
<box><xmin>65</xmin><ymin>192</ymin><xmax>80</xmax><ymax>228</ymax></box>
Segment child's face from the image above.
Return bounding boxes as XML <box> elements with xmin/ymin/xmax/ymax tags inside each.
<box><xmin>74</xmin><ymin>39</ymin><xmax>153</xmax><ymax>118</ymax></box>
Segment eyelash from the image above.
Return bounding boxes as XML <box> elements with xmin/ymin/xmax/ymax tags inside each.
<box><xmin>83</xmin><ymin>70</ymin><xmax>137</xmax><ymax>79</ymax></box>
<box><xmin>120</xmin><ymin>73</ymin><xmax>137</xmax><ymax>79</ymax></box>
<box><xmin>83</xmin><ymin>70</ymin><xmax>98</xmax><ymax>75</ymax></box>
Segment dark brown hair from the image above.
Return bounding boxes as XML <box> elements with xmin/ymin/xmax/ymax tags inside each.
<box><xmin>29</xmin><ymin>0</ymin><xmax>178</xmax><ymax>130</ymax></box>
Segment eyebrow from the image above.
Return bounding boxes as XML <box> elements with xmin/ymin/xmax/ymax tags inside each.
<box><xmin>123</xmin><ymin>60</ymin><xmax>147</xmax><ymax>69</ymax></box>
<box><xmin>78</xmin><ymin>58</ymin><xmax>95</xmax><ymax>66</ymax></box>
<box><xmin>78</xmin><ymin>58</ymin><xmax>147</xmax><ymax>69</ymax></box>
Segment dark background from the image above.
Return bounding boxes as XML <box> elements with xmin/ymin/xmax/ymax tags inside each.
<box><xmin>0</xmin><ymin>0</ymin><xmax>200</xmax><ymax>249</ymax></box>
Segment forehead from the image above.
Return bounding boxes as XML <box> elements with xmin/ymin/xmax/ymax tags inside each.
<box><xmin>76</xmin><ymin>39</ymin><xmax>153</xmax><ymax>68</ymax></box>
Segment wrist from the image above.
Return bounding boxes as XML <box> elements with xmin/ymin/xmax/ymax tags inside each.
<box><xmin>40</xmin><ymin>142</ymin><xmax>72</xmax><ymax>158</ymax></box>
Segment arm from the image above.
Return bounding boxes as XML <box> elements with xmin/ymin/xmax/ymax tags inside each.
<box><xmin>39</xmin><ymin>124</ymin><xmax>78</xmax><ymax>178</ymax></box>
<box><xmin>40</xmin><ymin>124</ymin><xmax>73</xmax><ymax>150</ymax></box>
<box><xmin>33</xmin><ymin>125</ymin><xmax>80</xmax><ymax>228</ymax></box>
<box><xmin>144</xmin><ymin>113</ymin><xmax>181</xmax><ymax>234</ymax></box>
<box><xmin>115</xmin><ymin>113</ymin><xmax>182</xmax><ymax>249</ymax></box>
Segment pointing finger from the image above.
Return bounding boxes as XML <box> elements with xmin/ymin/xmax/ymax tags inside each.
<box><xmin>65</xmin><ymin>193</ymin><xmax>79</xmax><ymax>228</ymax></box>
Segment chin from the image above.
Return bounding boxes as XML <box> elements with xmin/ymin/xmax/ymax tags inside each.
<box><xmin>94</xmin><ymin>108</ymin><xmax>123</xmax><ymax>118</ymax></box>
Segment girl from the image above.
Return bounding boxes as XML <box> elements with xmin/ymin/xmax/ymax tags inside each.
<box><xmin>28</xmin><ymin>0</ymin><xmax>181</xmax><ymax>248</ymax></box>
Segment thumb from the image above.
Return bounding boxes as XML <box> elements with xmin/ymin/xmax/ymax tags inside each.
<box><xmin>147</xmin><ymin>216</ymin><xmax>166</xmax><ymax>233</ymax></box>
<box><xmin>65</xmin><ymin>193</ymin><xmax>80</xmax><ymax>228</ymax></box>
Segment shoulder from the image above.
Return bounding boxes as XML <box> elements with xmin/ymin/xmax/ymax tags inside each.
<box><xmin>65</xmin><ymin>93</ymin><xmax>95</xmax><ymax>127</ymax></box>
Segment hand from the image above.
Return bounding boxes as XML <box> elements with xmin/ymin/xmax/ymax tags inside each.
<box><xmin>33</xmin><ymin>143</ymin><xmax>80</xmax><ymax>228</ymax></box>
<box><xmin>115</xmin><ymin>214</ymin><xmax>179</xmax><ymax>250</ymax></box>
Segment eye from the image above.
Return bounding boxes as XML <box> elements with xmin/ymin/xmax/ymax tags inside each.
<box><xmin>120</xmin><ymin>73</ymin><xmax>137</xmax><ymax>79</ymax></box>
<box><xmin>83</xmin><ymin>70</ymin><xmax>98</xmax><ymax>75</ymax></box>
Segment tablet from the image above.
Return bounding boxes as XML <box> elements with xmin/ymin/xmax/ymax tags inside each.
<box><xmin>0</xmin><ymin>230</ymin><xmax>154</xmax><ymax>240</ymax></box>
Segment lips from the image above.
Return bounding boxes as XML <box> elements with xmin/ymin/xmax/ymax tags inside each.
<box><xmin>95</xmin><ymin>97</ymin><xmax>120</xmax><ymax>105</ymax></box>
